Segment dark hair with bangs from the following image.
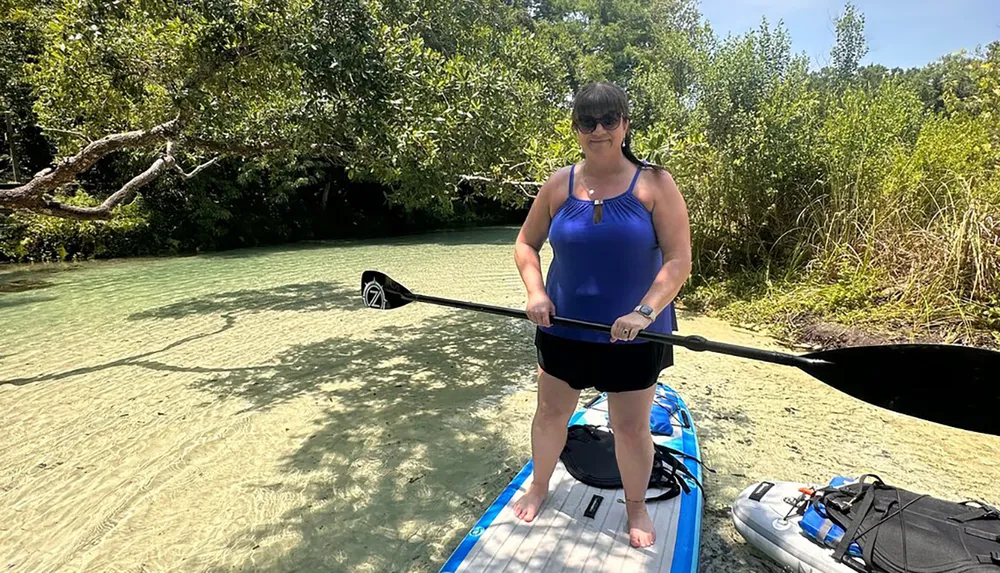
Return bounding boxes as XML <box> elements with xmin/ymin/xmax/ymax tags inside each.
<box><xmin>571</xmin><ymin>82</ymin><xmax>663</xmax><ymax>171</ymax></box>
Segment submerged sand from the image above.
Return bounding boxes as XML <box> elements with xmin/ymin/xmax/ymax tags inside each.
<box><xmin>1</xmin><ymin>227</ymin><xmax>997</xmax><ymax>572</ymax></box>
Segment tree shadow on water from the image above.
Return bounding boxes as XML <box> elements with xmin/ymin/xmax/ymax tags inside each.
<box><xmin>0</xmin><ymin>277</ymin><xmax>55</xmax><ymax>293</ymax></box>
<box><xmin>0</xmin><ymin>315</ymin><xmax>241</xmax><ymax>386</ymax></box>
<box><xmin>0</xmin><ymin>267</ymin><xmax>62</xmax><ymax>303</ymax></box>
<box><xmin>129</xmin><ymin>281</ymin><xmax>360</xmax><ymax>321</ymax></box>
<box><xmin>200</xmin><ymin>311</ymin><xmax>543</xmax><ymax>572</ymax></box>
<box><xmin>0</xmin><ymin>294</ymin><xmax>57</xmax><ymax>310</ymax></box>
<box><xmin>4</xmin><ymin>282</ymin><xmax>362</xmax><ymax>386</ymax></box>
<box><xmin>0</xmin><ymin>264</ymin><xmax>85</xmax><ymax>287</ymax></box>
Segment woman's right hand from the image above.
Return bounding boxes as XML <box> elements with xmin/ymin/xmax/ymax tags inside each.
<box><xmin>526</xmin><ymin>291</ymin><xmax>556</xmax><ymax>327</ymax></box>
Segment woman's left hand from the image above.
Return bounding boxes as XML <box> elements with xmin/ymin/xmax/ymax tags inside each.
<box><xmin>610</xmin><ymin>311</ymin><xmax>653</xmax><ymax>342</ymax></box>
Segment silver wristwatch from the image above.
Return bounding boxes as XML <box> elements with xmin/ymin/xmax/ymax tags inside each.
<box><xmin>633</xmin><ymin>304</ymin><xmax>656</xmax><ymax>321</ymax></box>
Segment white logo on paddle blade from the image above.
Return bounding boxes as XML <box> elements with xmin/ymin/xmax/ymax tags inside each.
<box><xmin>363</xmin><ymin>280</ymin><xmax>386</xmax><ymax>309</ymax></box>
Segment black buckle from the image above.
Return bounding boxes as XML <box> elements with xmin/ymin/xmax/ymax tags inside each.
<box><xmin>829</xmin><ymin>497</ymin><xmax>853</xmax><ymax>512</ymax></box>
<box><xmin>749</xmin><ymin>481</ymin><xmax>774</xmax><ymax>502</ymax></box>
<box><xmin>583</xmin><ymin>495</ymin><xmax>603</xmax><ymax>519</ymax></box>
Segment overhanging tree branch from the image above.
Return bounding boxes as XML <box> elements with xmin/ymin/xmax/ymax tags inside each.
<box><xmin>459</xmin><ymin>174</ymin><xmax>542</xmax><ymax>198</ymax></box>
<box><xmin>39</xmin><ymin>155</ymin><xmax>175</xmax><ymax>219</ymax></box>
<box><xmin>0</xmin><ymin>41</ymin><xmax>272</xmax><ymax>219</ymax></box>
<box><xmin>0</xmin><ymin>118</ymin><xmax>180</xmax><ymax>213</ymax></box>
<box><xmin>32</xmin><ymin>142</ymin><xmax>220</xmax><ymax>220</ymax></box>
<box><xmin>171</xmin><ymin>154</ymin><xmax>219</xmax><ymax>180</ymax></box>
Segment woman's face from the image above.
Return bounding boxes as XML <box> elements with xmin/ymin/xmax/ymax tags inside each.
<box><xmin>574</xmin><ymin>111</ymin><xmax>628</xmax><ymax>158</ymax></box>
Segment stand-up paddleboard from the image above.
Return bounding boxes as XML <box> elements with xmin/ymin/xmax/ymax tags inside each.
<box><xmin>731</xmin><ymin>480</ymin><xmax>858</xmax><ymax>573</ymax></box>
<box><xmin>440</xmin><ymin>383</ymin><xmax>704</xmax><ymax>572</ymax></box>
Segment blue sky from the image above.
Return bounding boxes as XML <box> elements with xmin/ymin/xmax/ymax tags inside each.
<box><xmin>696</xmin><ymin>0</ymin><xmax>1000</xmax><ymax>69</ymax></box>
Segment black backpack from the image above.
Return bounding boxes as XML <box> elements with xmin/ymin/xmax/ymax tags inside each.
<box><xmin>558</xmin><ymin>424</ymin><xmax>710</xmax><ymax>503</ymax></box>
<box><xmin>812</xmin><ymin>474</ymin><xmax>1000</xmax><ymax>573</ymax></box>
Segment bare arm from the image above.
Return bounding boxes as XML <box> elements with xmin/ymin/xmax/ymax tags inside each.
<box><xmin>639</xmin><ymin>170</ymin><xmax>692</xmax><ymax>318</ymax></box>
<box><xmin>514</xmin><ymin>170</ymin><xmax>562</xmax><ymax>296</ymax></box>
<box><xmin>514</xmin><ymin>169</ymin><xmax>565</xmax><ymax>326</ymax></box>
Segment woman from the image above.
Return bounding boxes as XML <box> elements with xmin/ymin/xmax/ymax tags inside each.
<box><xmin>512</xmin><ymin>81</ymin><xmax>692</xmax><ymax>549</ymax></box>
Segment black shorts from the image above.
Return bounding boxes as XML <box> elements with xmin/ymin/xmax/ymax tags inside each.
<box><xmin>534</xmin><ymin>328</ymin><xmax>674</xmax><ymax>393</ymax></box>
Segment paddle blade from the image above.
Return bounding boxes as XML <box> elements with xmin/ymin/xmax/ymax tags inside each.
<box><xmin>361</xmin><ymin>270</ymin><xmax>414</xmax><ymax>310</ymax></box>
<box><xmin>799</xmin><ymin>344</ymin><xmax>1000</xmax><ymax>436</ymax></box>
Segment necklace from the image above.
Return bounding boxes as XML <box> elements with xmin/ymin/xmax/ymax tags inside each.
<box><xmin>578</xmin><ymin>177</ymin><xmax>602</xmax><ymax>223</ymax></box>
<box><xmin>578</xmin><ymin>163</ymin><xmax>629</xmax><ymax>200</ymax></box>
<box><xmin>579</xmin><ymin>166</ymin><xmax>621</xmax><ymax>225</ymax></box>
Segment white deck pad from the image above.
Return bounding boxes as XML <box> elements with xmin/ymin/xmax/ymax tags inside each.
<box><xmin>440</xmin><ymin>383</ymin><xmax>704</xmax><ymax>573</ymax></box>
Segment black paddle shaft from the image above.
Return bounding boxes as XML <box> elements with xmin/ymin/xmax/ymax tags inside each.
<box><xmin>411</xmin><ymin>292</ymin><xmax>827</xmax><ymax>370</ymax></box>
<box><xmin>362</xmin><ymin>270</ymin><xmax>1000</xmax><ymax>435</ymax></box>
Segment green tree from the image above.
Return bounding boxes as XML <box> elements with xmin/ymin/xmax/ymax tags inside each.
<box><xmin>0</xmin><ymin>9</ymin><xmax>50</xmax><ymax>184</ymax></box>
<box><xmin>0</xmin><ymin>0</ymin><xmax>567</xmax><ymax>219</ymax></box>
<box><xmin>830</xmin><ymin>2</ymin><xmax>867</xmax><ymax>80</ymax></box>
<box><xmin>688</xmin><ymin>19</ymin><xmax>822</xmax><ymax>270</ymax></box>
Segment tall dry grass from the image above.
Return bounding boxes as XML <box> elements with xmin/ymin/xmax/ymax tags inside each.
<box><xmin>803</xmin><ymin>173</ymin><xmax>1000</xmax><ymax>340</ymax></box>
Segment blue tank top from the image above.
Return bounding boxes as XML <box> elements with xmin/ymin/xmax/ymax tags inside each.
<box><xmin>540</xmin><ymin>162</ymin><xmax>677</xmax><ymax>343</ymax></box>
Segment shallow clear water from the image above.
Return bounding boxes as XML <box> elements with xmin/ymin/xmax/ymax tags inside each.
<box><xmin>1</xmin><ymin>227</ymin><xmax>547</xmax><ymax>572</ymax></box>
<box><xmin>2</xmin><ymin>226</ymin><xmax>997</xmax><ymax>573</ymax></box>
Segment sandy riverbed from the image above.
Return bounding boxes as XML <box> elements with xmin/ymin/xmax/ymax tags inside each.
<box><xmin>2</xmin><ymin>227</ymin><xmax>997</xmax><ymax>572</ymax></box>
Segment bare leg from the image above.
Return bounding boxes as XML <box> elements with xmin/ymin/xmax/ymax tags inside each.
<box><xmin>512</xmin><ymin>368</ymin><xmax>581</xmax><ymax>522</ymax></box>
<box><xmin>608</xmin><ymin>385</ymin><xmax>657</xmax><ymax>548</ymax></box>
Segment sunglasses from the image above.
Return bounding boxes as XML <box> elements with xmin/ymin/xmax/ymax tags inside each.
<box><xmin>573</xmin><ymin>113</ymin><xmax>622</xmax><ymax>133</ymax></box>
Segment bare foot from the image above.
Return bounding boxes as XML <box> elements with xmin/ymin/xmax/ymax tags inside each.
<box><xmin>626</xmin><ymin>502</ymin><xmax>656</xmax><ymax>548</ymax></box>
<box><xmin>512</xmin><ymin>482</ymin><xmax>547</xmax><ymax>522</ymax></box>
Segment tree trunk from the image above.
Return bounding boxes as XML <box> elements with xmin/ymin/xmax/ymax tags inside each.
<box><xmin>321</xmin><ymin>178</ymin><xmax>331</xmax><ymax>211</ymax></box>
<box><xmin>4</xmin><ymin>112</ymin><xmax>19</xmax><ymax>183</ymax></box>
